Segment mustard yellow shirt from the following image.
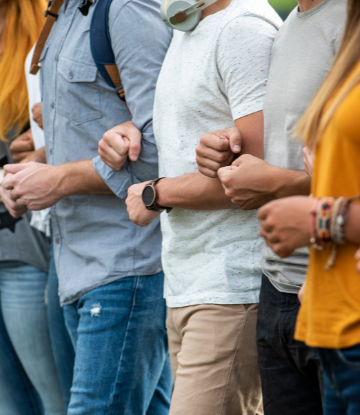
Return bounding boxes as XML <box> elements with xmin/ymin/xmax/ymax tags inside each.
<box><xmin>295</xmin><ymin>62</ymin><xmax>360</xmax><ymax>349</ymax></box>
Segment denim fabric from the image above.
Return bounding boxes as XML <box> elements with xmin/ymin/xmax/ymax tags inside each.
<box><xmin>40</xmin><ymin>0</ymin><xmax>172</xmax><ymax>305</ymax></box>
<box><xmin>47</xmin><ymin>246</ymin><xmax>75</xmax><ymax>412</ymax></box>
<box><xmin>318</xmin><ymin>344</ymin><xmax>360</xmax><ymax>415</ymax></box>
<box><xmin>63</xmin><ymin>273</ymin><xmax>172</xmax><ymax>415</ymax></box>
<box><xmin>256</xmin><ymin>275</ymin><xmax>323</xmax><ymax>415</ymax></box>
<box><xmin>0</xmin><ymin>261</ymin><xmax>64</xmax><ymax>415</ymax></box>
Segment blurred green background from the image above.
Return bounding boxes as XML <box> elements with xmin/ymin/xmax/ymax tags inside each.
<box><xmin>269</xmin><ymin>0</ymin><xmax>298</xmax><ymax>19</ymax></box>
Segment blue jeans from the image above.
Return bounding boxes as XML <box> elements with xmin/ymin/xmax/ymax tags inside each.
<box><xmin>47</xmin><ymin>247</ymin><xmax>75</xmax><ymax>412</ymax></box>
<box><xmin>0</xmin><ymin>261</ymin><xmax>65</xmax><ymax>415</ymax></box>
<box><xmin>318</xmin><ymin>344</ymin><xmax>360</xmax><ymax>415</ymax></box>
<box><xmin>63</xmin><ymin>273</ymin><xmax>172</xmax><ymax>415</ymax></box>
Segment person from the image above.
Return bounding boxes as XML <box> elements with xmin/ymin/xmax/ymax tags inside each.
<box><xmin>0</xmin><ymin>1</ymin><xmax>65</xmax><ymax>415</ymax></box>
<box><xmin>99</xmin><ymin>0</ymin><xmax>281</xmax><ymax>413</ymax></box>
<box><xmin>1</xmin><ymin>0</ymin><xmax>173</xmax><ymax>414</ymax></box>
<box><xmin>195</xmin><ymin>0</ymin><xmax>346</xmax><ymax>413</ymax></box>
<box><xmin>258</xmin><ymin>0</ymin><xmax>360</xmax><ymax>412</ymax></box>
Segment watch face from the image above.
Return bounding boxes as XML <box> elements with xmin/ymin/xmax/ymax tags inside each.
<box><xmin>142</xmin><ymin>185</ymin><xmax>155</xmax><ymax>206</ymax></box>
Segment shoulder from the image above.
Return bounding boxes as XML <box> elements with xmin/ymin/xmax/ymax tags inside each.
<box><xmin>108</xmin><ymin>0</ymin><xmax>164</xmax><ymax>28</ymax></box>
<box><xmin>217</xmin><ymin>2</ymin><xmax>282</xmax><ymax>49</ymax></box>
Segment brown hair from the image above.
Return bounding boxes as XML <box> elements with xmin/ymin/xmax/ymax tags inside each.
<box><xmin>0</xmin><ymin>0</ymin><xmax>47</xmax><ymax>142</ymax></box>
<box><xmin>294</xmin><ymin>0</ymin><xmax>360</xmax><ymax>148</ymax></box>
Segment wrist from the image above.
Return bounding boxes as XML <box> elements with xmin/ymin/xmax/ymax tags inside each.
<box><xmin>54</xmin><ymin>164</ymin><xmax>70</xmax><ymax>200</ymax></box>
<box><xmin>274</xmin><ymin>169</ymin><xmax>311</xmax><ymax>200</ymax></box>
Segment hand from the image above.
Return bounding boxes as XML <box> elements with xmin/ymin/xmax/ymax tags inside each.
<box><xmin>303</xmin><ymin>146</ymin><xmax>314</xmax><ymax>177</ymax></box>
<box><xmin>356</xmin><ymin>248</ymin><xmax>360</xmax><ymax>274</ymax></box>
<box><xmin>0</xmin><ymin>185</ymin><xmax>28</xmax><ymax>218</ymax></box>
<box><xmin>218</xmin><ymin>155</ymin><xmax>281</xmax><ymax>210</ymax></box>
<box><xmin>126</xmin><ymin>182</ymin><xmax>161</xmax><ymax>227</ymax></box>
<box><xmin>196</xmin><ymin>127</ymin><xmax>241</xmax><ymax>178</ymax></box>
<box><xmin>2</xmin><ymin>162</ymin><xmax>64</xmax><ymax>210</ymax></box>
<box><xmin>98</xmin><ymin>121</ymin><xmax>142</xmax><ymax>170</ymax></box>
<box><xmin>9</xmin><ymin>129</ymin><xmax>35</xmax><ymax>163</ymax></box>
<box><xmin>298</xmin><ymin>281</ymin><xmax>306</xmax><ymax>304</ymax></box>
<box><xmin>32</xmin><ymin>102</ymin><xmax>43</xmax><ymax>129</ymax></box>
<box><xmin>258</xmin><ymin>196</ymin><xmax>314</xmax><ymax>258</ymax></box>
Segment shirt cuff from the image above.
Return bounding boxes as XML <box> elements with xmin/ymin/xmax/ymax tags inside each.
<box><xmin>93</xmin><ymin>156</ymin><xmax>140</xmax><ymax>200</ymax></box>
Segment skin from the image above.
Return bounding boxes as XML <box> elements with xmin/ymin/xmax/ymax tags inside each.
<box><xmin>126</xmin><ymin>111</ymin><xmax>264</xmax><ymax>227</ymax></box>
<box><xmin>32</xmin><ymin>102</ymin><xmax>43</xmax><ymax>129</ymax></box>
<box><xmin>258</xmin><ymin>196</ymin><xmax>360</xmax><ymax>258</ymax></box>
<box><xmin>9</xmin><ymin>129</ymin><xmax>36</xmax><ymax>163</ymax></box>
<box><xmin>1</xmin><ymin>160</ymin><xmax>111</xmax><ymax>216</ymax></box>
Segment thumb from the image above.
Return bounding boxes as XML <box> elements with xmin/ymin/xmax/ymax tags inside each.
<box><xmin>4</xmin><ymin>163</ymin><xmax>30</xmax><ymax>174</ymax></box>
<box><xmin>229</xmin><ymin>127</ymin><xmax>241</xmax><ymax>153</ymax></box>
<box><xmin>128</xmin><ymin>132</ymin><xmax>142</xmax><ymax>162</ymax></box>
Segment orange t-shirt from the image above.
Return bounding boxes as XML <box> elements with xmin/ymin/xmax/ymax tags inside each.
<box><xmin>295</xmin><ymin>62</ymin><xmax>360</xmax><ymax>349</ymax></box>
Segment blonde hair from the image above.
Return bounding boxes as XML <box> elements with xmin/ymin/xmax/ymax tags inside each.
<box><xmin>294</xmin><ymin>0</ymin><xmax>360</xmax><ymax>148</ymax></box>
<box><xmin>0</xmin><ymin>0</ymin><xmax>47</xmax><ymax>141</ymax></box>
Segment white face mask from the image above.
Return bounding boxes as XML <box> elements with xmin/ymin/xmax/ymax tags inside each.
<box><xmin>160</xmin><ymin>0</ymin><xmax>218</xmax><ymax>32</ymax></box>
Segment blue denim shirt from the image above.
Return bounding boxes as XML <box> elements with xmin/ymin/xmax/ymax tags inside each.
<box><xmin>40</xmin><ymin>0</ymin><xmax>172</xmax><ymax>304</ymax></box>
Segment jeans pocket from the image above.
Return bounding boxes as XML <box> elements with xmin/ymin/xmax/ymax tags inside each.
<box><xmin>336</xmin><ymin>344</ymin><xmax>360</xmax><ymax>369</ymax></box>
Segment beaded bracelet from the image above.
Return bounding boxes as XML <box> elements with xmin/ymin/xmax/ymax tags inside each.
<box><xmin>316</xmin><ymin>197</ymin><xmax>334</xmax><ymax>248</ymax></box>
<box><xmin>309</xmin><ymin>195</ymin><xmax>360</xmax><ymax>270</ymax></box>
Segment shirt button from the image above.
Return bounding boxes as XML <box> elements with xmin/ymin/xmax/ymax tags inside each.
<box><xmin>51</xmin><ymin>102</ymin><xmax>55</xmax><ymax>109</ymax></box>
<box><xmin>68</xmin><ymin>71</ymin><xmax>74</xmax><ymax>79</ymax></box>
<box><xmin>49</xmin><ymin>148</ymin><xmax>53</xmax><ymax>155</ymax></box>
<box><xmin>55</xmin><ymin>56</ymin><xmax>59</xmax><ymax>62</ymax></box>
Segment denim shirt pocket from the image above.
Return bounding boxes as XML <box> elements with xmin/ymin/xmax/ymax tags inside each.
<box><xmin>57</xmin><ymin>56</ymin><xmax>102</xmax><ymax>125</ymax></box>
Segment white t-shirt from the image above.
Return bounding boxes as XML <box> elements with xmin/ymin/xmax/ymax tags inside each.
<box><xmin>25</xmin><ymin>46</ymin><xmax>51</xmax><ymax>236</ymax></box>
<box><xmin>153</xmin><ymin>0</ymin><xmax>281</xmax><ymax>308</ymax></box>
<box><xmin>25</xmin><ymin>46</ymin><xmax>45</xmax><ymax>150</ymax></box>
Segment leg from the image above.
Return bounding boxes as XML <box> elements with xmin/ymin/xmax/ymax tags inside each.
<box><xmin>1</xmin><ymin>262</ymin><xmax>65</xmax><ymax>415</ymax></box>
<box><xmin>168</xmin><ymin>303</ymin><xmax>262</xmax><ymax>415</ymax></box>
<box><xmin>257</xmin><ymin>275</ymin><xmax>323</xmax><ymax>415</ymax></box>
<box><xmin>319</xmin><ymin>346</ymin><xmax>360</xmax><ymax>415</ymax></box>
<box><xmin>63</xmin><ymin>273</ymin><xmax>172</xmax><ymax>415</ymax></box>
<box><xmin>47</xmin><ymin>246</ymin><xmax>75</xmax><ymax>412</ymax></box>
<box><xmin>0</xmin><ymin>287</ymin><xmax>43</xmax><ymax>415</ymax></box>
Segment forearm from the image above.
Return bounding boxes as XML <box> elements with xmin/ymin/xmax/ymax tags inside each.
<box><xmin>21</xmin><ymin>146</ymin><xmax>47</xmax><ymax>164</ymax></box>
<box><xmin>156</xmin><ymin>173</ymin><xmax>236</xmax><ymax>210</ymax></box>
<box><xmin>345</xmin><ymin>203</ymin><xmax>360</xmax><ymax>245</ymax></box>
<box><xmin>57</xmin><ymin>159</ymin><xmax>112</xmax><ymax>197</ymax></box>
<box><xmin>274</xmin><ymin>168</ymin><xmax>311</xmax><ymax>200</ymax></box>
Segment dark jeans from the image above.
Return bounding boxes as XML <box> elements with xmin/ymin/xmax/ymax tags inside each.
<box><xmin>63</xmin><ymin>272</ymin><xmax>172</xmax><ymax>415</ymax></box>
<box><xmin>318</xmin><ymin>345</ymin><xmax>360</xmax><ymax>415</ymax></box>
<box><xmin>256</xmin><ymin>274</ymin><xmax>323</xmax><ymax>415</ymax></box>
<box><xmin>47</xmin><ymin>245</ymin><xmax>75</xmax><ymax>413</ymax></box>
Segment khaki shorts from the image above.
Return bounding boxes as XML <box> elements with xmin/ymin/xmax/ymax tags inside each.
<box><xmin>166</xmin><ymin>303</ymin><xmax>263</xmax><ymax>415</ymax></box>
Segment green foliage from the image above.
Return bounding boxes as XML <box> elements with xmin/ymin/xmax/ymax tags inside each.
<box><xmin>268</xmin><ymin>0</ymin><xmax>297</xmax><ymax>13</ymax></box>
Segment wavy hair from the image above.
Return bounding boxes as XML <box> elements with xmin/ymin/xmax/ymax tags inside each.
<box><xmin>294</xmin><ymin>0</ymin><xmax>360</xmax><ymax>148</ymax></box>
<box><xmin>0</xmin><ymin>0</ymin><xmax>47</xmax><ymax>141</ymax></box>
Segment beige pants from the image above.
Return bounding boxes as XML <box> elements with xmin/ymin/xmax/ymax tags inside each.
<box><xmin>166</xmin><ymin>304</ymin><xmax>263</xmax><ymax>415</ymax></box>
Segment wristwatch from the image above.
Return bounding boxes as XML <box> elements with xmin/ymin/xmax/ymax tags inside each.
<box><xmin>142</xmin><ymin>178</ymin><xmax>172</xmax><ymax>213</ymax></box>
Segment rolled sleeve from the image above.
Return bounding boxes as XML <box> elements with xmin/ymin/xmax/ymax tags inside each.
<box><xmin>94</xmin><ymin>0</ymin><xmax>172</xmax><ymax>199</ymax></box>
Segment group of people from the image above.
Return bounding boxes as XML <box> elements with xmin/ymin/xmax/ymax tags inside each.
<box><xmin>0</xmin><ymin>0</ymin><xmax>359</xmax><ymax>414</ymax></box>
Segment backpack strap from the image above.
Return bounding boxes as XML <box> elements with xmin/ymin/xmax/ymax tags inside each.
<box><xmin>30</xmin><ymin>0</ymin><xmax>64</xmax><ymax>75</ymax></box>
<box><xmin>90</xmin><ymin>0</ymin><xmax>126</xmax><ymax>102</ymax></box>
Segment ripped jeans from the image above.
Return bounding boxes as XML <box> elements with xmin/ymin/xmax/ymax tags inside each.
<box><xmin>63</xmin><ymin>273</ymin><xmax>172</xmax><ymax>415</ymax></box>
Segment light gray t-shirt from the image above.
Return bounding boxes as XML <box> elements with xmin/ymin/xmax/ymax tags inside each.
<box><xmin>154</xmin><ymin>0</ymin><xmax>281</xmax><ymax>308</ymax></box>
<box><xmin>262</xmin><ymin>0</ymin><xmax>346</xmax><ymax>294</ymax></box>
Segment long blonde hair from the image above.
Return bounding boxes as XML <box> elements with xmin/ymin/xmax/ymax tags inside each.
<box><xmin>294</xmin><ymin>0</ymin><xmax>360</xmax><ymax>148</ymax></box>
<box><xmin>0</xmin><ymin>0</ymin><xmax>47</xmax><ymax>142</ymax></box>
